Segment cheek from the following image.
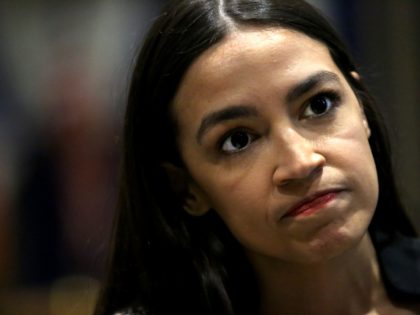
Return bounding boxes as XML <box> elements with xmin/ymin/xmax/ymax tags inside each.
<box><xmin>190</xmin><ymin>161</ymin><xmax>272</xmax><ymax>233</ymax></box>
<box><xmin>327</xmin><ymin>122</ymin><xmax>379</xmax><ymax>209</ymax></box>
<box><xmin>326</xmin><ymin>112</ymin><xmax>374</xmax><ymax>167</ymax></box>
<box><xmin>188</xmin><ymin>147</ymin><xmax>270</xmax><ymax>203</ymax></box>
<box><xmin>202</xmin><ymin>166</ymin><xmax>268</xmax><ymax>216</ymax></box>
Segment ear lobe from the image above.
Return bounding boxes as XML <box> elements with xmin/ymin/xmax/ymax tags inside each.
<box><xmin>183</xmin><ymin>182</ymin><xmax>211</xmax><ymax>216</ymax></box>
<box><xmin>350</xmin><ymin>71</ymin><xmax>361</xmax><ymax>81</ymax></box>
<box><xmin>363</xmin><ymin>118</ymin><xmax>371</xmax><ymax>138</ymax></box>
<box><xmin>162</xmin><ymin>163</ymin><xmax>211</xmax><ymax>216</ymax></box>
<box><xmin>349</xmin><ymin>71</ymin><xmax>371</xmax><ymax>138</ymax></box>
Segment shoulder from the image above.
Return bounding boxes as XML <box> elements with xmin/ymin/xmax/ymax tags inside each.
<box><xmin>377</xmin><ymin>233</ymin><xmax>420</xmax><ymax>301</ymax></box>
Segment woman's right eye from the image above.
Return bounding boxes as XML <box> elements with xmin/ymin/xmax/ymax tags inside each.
<box><xmin>220</xmin><ymin>130</ymin><xmax>254</xmax><ymax>154</ymax></box>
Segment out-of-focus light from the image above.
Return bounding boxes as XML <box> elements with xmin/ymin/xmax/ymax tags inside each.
<box><xmin>49</xmin><ymin>275</ymin><xmax>100</xmax><ymax>315</ymax></box>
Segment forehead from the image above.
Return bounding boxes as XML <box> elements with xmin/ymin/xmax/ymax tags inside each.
<box><xmin>195</xmin><ymin>27</ymin><xmax>328</xmax><ymax>71</ymax></box>
<box><xmin>173</xmin><ymin>27</ymin><xmax>340</xmax><ymax>125</ymax></box>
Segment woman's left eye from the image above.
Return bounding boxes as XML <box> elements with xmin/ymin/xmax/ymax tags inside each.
<box><xmin>302</xmin><ymin>92</ymin><xmax>339</xmax><ymax>118</ymax></box>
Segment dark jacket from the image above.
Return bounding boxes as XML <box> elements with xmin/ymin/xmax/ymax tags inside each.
<box><xmin>114</xmin><ymin>234</ymin><xmax>420</xmax><ymax>315</ymax></box>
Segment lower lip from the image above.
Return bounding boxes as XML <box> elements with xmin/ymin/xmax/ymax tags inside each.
<box><xmin>284</xmin><ymin>192</ymin><xmax>338</xmax><ymax>218</ymax></box>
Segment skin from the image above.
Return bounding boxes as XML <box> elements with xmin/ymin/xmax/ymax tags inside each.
<box><xmin>171</xmin><ymin>27</ymin><xmax>417</xmax><ymax>314</ymax></box>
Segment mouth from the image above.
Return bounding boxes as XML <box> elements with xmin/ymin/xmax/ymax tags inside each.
<box><xmin>282</xmin><ymin>189</ymin><xmax>344</xmax><ymax>219</ymax></box>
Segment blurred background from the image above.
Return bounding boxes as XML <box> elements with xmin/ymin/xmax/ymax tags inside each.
<box><xmin>0</xmin><ymin>0</ymin><xmax>418</xmax><ymax>314</ymax></box>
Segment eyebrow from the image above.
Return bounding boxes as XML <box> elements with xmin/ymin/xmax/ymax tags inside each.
<box><xmin>195</xmin><ymin>70</ymin><xmax>341</xmax><ymax>144</ymax></box>
<box><xmin>196</xmin><ymin>105</ymin><xmax>258</xmax><ymax>144</ymax></box>
<box><xmin>286</xmin><ymin>70</ymin><xmax>341</xmax><ymax>103</ymax></box>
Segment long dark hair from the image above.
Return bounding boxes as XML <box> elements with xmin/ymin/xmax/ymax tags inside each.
<box><xmin>95</xmin><ymin>0</ymin><xmax>416</xmax><ymax>314</ymax></box>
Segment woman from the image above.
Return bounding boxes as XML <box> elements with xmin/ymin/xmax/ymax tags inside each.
<box><xmin>95</xmin><ymin>0</ymin><xmax>420</xmax><ymax>314</ymax></box>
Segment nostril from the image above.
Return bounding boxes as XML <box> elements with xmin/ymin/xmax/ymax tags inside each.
<box><xmin>273</xmin><ymin>152</ymin><xmax>325</xmax><ymax>187</ymax></box>
<box><xmin>279</xmin><ymin>179</ymin><xmax>292</xmax><ymax>186</ymax></box>
<box><xmin>310</xmin><ymin>163</ymin><xmax>324</xmax><ymax>178</ymax></box>
<box><xmin>309</xmin><ymin>163</ymin><xmax>325</xmax><ymax>176</ymax></box>
<box><xmin>276</xmin><ymin>165</ymin><xmax>323</xmax><ymax>188</ymax></box>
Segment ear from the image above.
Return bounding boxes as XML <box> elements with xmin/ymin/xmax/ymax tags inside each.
<box><xmin>350</xmin><ymin>71</ymin><xmax>371</xmax><ymax>138</ymax></box>
<box><xmin>362</xmin><ymin>117</ymin><xmax>371</xmax><ymax>138</ymax></box>
<box><xmin>162</xmin><ymin>163</ymin><xmax>211</xmax><ymax>216</ymax></box>
<box><xmin>350</xmin><ymin>71</ymin><xmax>360</xmax><ymax>81</ymax></box>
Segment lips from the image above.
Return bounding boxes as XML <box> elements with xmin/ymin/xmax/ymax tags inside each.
<box><xmin>283</xmin><ymin>189</ymin><xmax>342</xmax><ymax>218</ymax></box>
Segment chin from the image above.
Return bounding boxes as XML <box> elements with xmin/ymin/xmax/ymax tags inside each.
<box><xmin>296</xmin><ymin>223</ymin><xmax>369</xmax><ymax>265</ymax></box>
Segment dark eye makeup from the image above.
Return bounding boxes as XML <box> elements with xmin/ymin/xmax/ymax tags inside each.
<box><xmin>216</xmin><ymin>89</ymin><xmax>343</xmax><ymax>155</ymax></box>
<box><xmin>301</xmin><ymin>90</ymin><xmax>341</xmax><ymax>119</ymax></box>
<box><xmin>219</xmin><ymin>128</ymin><xmax>257</xmax><ymax>154</ymax></box>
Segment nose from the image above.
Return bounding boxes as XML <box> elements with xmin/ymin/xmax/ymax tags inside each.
<box><xmin>272</xmin><ymin>128</ymin><xmax>326</xmax><ymax>186</ymax></box>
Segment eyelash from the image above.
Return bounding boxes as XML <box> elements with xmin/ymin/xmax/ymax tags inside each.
<box><xmin>217</xmin><ymin>90</ymin><xmax>342</xmax><ymax>155</ymax></box>
<box><xmin>218</xmin><ymin>128</ymin><xmax>258</xmax><ymax>155</ymax></box>
<box><xmin>301</xmin><ymin>90</ymin><xmax>341</xmax><ymax>119</ymax></box>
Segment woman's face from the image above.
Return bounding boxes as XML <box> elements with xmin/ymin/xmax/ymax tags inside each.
<box><xmin>172</xmin><ymin>27</ymin><xmax>378</xmax><ymax>266</ymax></box>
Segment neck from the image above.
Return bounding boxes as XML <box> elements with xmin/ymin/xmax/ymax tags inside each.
<box><xmin>252</xmin><ymin>234</ymin><xmax>389</xmax><ymax>315</ymax></box>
